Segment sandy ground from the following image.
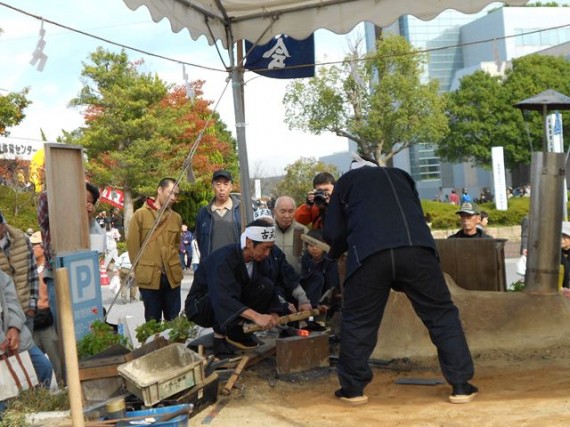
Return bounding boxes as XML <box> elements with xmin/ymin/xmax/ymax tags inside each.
<box><xmin>188</xmin><ymin>345</ymin><xmax>570</xmax><ymax>427</ymax></box>
<box><xmin>31</xmin><ymin>346</ymin><xmax>570</xmax><ymax>426</ymax></box>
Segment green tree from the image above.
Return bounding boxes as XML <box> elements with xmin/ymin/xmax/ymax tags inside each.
<box><xmin>274</xmin><ymin>157</ymin><xmax>339</xmax><ymax>205</ymax></box>
<box><xmin>69</xmin><ymin>48</ymin><xmax>237</xmax><ymax>231</ymax></box>
<box><xmin>283</xmin><ymin>35</ymin><xmax>448</xmax><ymax>165</ymax></box>
<box><xmin>440</xmin><ymin>54</ymin><xmax>570</xmax><ymax>169</ymax></box>
<box><xmin>0</xmin><ymin>89</ymin><xmax>31</xmax><ymax>136</ymax></box>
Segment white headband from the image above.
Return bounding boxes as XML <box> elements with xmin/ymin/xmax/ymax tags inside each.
<box><xmin>240</xmin><ymin>225</ymin><xmax>275</xmax><ymax>248</ymax></box>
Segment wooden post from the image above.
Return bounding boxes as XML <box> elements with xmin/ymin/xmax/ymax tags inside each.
<box><xmin>56</xmin><ymin>267</ymin><xmax>85</xmax><ymax>427</ymax></box>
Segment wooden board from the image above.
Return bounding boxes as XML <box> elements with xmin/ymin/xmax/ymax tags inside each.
<box><xmin>79</xmin><ymin>365</ymin><xmax>121</xmax><ymax>381</ymax></box>
<box><xmin>44</xmin><ymin>143</ymin><xmax>89</xmax><ymax>254</ymax></box>
<box><xmin>435</xmin><ymin>238</ymin><xmax>507</xmax><ymax>292</ymax></box>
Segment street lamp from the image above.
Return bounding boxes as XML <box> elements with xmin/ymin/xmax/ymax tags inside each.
<box><xmin>514</xmin><ymin>89</ymin><xmax>570</xmax><ymax>294</ymax></box>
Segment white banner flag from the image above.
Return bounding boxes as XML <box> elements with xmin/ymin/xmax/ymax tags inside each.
<box><xmin>492</xmin><ymin>147</ymin><xmax>508</xmax><ymax>211</ymax></box>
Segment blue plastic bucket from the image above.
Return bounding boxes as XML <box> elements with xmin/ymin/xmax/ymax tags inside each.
<box><xmin>120</xmin><ymin>404</ymin><xmax>191</xmax><ymax>426</ymax></box>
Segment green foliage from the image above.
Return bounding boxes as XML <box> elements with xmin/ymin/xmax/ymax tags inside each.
<box><xmin>167</xmin><ymin>316</ymin><xmax>194</xmax><ymax>343</ymax></box>
<box><xmin>508</xmin><ymin>280</ymin><xmax>526</xmax><ymax>292</ymax></box>
<box><xmin>135</xmin><ymin>316</ymin><xmax>194</xmax><ymax>344</ymax></box>
<box><xmin>135</xmin><ymin>319</ymin><xmax>166</xmax><ymax>344</ymax></box>
<box><xmin>77</xmin><ymin>319</ymin><xmax>129</xmax><ymax>359</ymax></box>
<box><xmin>525</xmin><ymin>2</ymin><xmax>567</xmax><ymax>6</ymax></box>
<box><xmin>441</xmin><ymin>55</ymin><xmax>570</xmax><ymax>169</ymax></box>
<box><xmin>69</xmin><ymin>48</ymin><xmax>173</xmax><ymax>194</ymax></box>
<box><xmin>0</xmin><ymin>189</ymin><xmax>38</xmax><ymax>231</ymax></box>
<box><xmin>117</xmin><ymin>240</ymin><xmax>127</xmax><ymax>254</ymax></box>
<box><xmin>422</xmin><ymin>197</ymin><xmax>530</xmax><ymax>230</ymax></box>
<box><xmin>0</xmin><ymin>88</ymin><xmax>31</xmax><ymax>136</ymax></box>
<box><xmin>274</xmin><ymin>157</ymin><xmax>340</xmax><ymax>205</ymax></box>
<box><xmin>283</xmin><ymin>35</ymin><xmax>448</xmax><ymax>164</ymax></box>
<box><xmin>0</xmin><ymin>388</ymin><xmax>69</xmax><ymax>427</ymax></box>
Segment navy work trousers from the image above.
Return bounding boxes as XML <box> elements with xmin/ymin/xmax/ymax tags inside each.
<box><xmin>139</xmin><ymin>273</ymin><xmax>181</xmax><ymax>322</ymax></box>
<box><xmin>338</xmin><ymin>246</ymin><xmax>474</xmax><ymax>396</ymax></box>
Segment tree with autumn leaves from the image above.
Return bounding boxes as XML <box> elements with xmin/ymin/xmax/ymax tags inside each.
<box><xmin>68</xmin><ymin>48</ymin><xmax>237</xmax><ymax>231</ymax></box>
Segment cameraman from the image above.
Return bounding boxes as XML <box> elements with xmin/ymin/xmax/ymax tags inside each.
<box><xmin>295</xmin><ymin>172</ymin><xmax>336</xmax><ymax>229</ymax></box>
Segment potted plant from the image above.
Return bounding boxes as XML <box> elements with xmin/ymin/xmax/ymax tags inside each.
<box><xmin>77</xmin><ymin>319</ymin><xmax>130</xmax><ymax>359</ymax></box>
<box><xmin>135</xmin><ymin>316</ymin><xmax>194</xmax><ymax>345</ymax></box>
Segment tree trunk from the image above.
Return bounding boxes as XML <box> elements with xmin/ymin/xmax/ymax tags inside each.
<box><xmin>123</xmin><ymin>188</ymin><xmax>134</xmax><ymax>240</ymax></box>
<box><xmin>375</xmin><ymin>145</ymin><xmax>386</xmax><ymax>167</ymax></box>
<box><xmin>13</xmin><ymin>188</ymin><xmax>19</xmax><ymax>216</ymax></box>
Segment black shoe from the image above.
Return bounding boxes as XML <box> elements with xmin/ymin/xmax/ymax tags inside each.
<box><xmin>225</xmin><ymin>325</ymin><xmax>264</xmax><ymax>349</ymax></box>
<box><xmin>225</xmin><ymin>333</ymin><xmax>262</xmax><ymax>350</ymax></box>
<box><xmin>213</xmin><ymin>337</ymin><xmax>237</xmax><ymax>359</ymax></box>
<box><xmin>449</xmin><ymin>382</ymin><xmax>479</xmax><ymax>404</ymax></box>
<box><xmin>334</xmin><ymin>388</ymin><xmax>368</xmax><ymax>405</ymax></box>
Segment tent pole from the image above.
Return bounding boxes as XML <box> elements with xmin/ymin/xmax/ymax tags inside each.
<box><xmin>229</xmin><ymin>41</ymin><xmax>253</xmax><ymax>223</ymax></box>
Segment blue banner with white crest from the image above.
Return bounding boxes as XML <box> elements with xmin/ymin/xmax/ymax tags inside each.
<box><xmin>244</xmin><ymin>34</ymin><xmax>315</xmax><ymax>79</ymax></box>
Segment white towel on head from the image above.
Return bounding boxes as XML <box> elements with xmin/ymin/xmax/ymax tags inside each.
<box><xmin>350</xmin><ymin>152</ymin><xmax>378</xmax><ymax>170</ymax></box>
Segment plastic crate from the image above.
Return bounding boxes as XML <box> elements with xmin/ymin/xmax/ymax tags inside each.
<box><xmin>117</xmin><ymin>404</ymin><xmax>192</xmax><ymax>427</ymax></box>
<box><xmin>117</xmin><ymin>343</ymin><xmax>205</xmax><ymax>406</ymax></box>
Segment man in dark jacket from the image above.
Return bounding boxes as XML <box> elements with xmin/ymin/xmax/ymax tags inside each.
<box><xmin>195</xmin><ymin>170</ymin><xmax>241</xmax><ymax>259</ymax></box>
<box><xmin>323</xmin><ymin>159</ymin><xmax>477</xmax><ymax>406</ymax></box>
<box><xmin>448</xmin><ymin>202</ymin><xmax>492</xmax><ymax>239</ymax></box>
<box><xmin>186</xmin><ymin>219</ymin><xmax>289</xmax><ymax>357</ymax></box>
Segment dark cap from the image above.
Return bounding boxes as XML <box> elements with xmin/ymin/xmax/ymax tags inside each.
<box><xmin>212</xmin><ymin>169</ymin><xmax>232</xmax><ymax>182</ymax></box>
<box><xmin>307</xmin><ymin>228</ymin><xmax>324</xmax><ymax>243</ymax></box>
<box><xmin>456</xmin><ymin>202</ymin><xmax>480</xmax><ymax>215</ymax></box>
<box><xmin>0</xmin><ymin>210</ymin><xmax>4</xmax><ymax>224</ymax></box>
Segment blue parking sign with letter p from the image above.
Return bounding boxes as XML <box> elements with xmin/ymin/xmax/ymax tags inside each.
<box><xmin>56</xmin><ymin>251</ymin><xmax>104</xmax><ymax>340</ymax></box>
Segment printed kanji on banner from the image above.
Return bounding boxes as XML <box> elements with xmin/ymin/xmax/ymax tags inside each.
<box><xmin>245</xmin><ymin>34</ymin><xmax>315</xmax><ymax>79</ymax></box>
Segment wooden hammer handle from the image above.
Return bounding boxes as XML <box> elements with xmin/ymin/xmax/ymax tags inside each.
<box><xmin>223</xmin><ymin>355</ymin><xmax>249</xmax><ymax>395</ymax></box>
<box><xmin>300</xmin><ymin>233</ymin><xmax>330</xmax><ymax>252</ymax></box>
<box><xmin>243</xmin><ymin>308</ymin><xmax>320</xmax><ymax>333</ymax></box>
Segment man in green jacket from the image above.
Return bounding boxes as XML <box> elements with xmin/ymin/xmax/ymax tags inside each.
<box><xmin>127</xmin><ymin>178</ymin><xmax>183</xmax><ymax>321</ymax></box>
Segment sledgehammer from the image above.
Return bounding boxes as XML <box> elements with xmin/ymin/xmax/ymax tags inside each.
<box><xmin>242</xmin><ymin>308</ymin><xmax>321</xmax><ymax>333</ymax></box>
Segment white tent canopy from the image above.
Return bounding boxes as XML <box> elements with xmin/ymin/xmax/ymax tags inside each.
<box><xmin>122</xmin><ymin>0</ymin><xmax>530</xmax><ymax>220</ymax></box>
<box><xmin>123</xmin><ymin>0</ymin><xmax>530</xmax><ymax>48</ymax></box>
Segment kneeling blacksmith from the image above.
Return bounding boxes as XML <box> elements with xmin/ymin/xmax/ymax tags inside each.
<box><xmin>323</xmin><ymin>157</ymin><xmax>477</xmax><ymax>405</ymax></box>
<box><xmin>185</xmin><ymin>219</ymin><xmax>291</xmax><ymax>357</ymax></box>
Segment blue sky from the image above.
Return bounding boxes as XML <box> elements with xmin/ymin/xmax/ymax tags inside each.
<box><xmin>0</xmin><ymin>0</ymin><xmax>356</xmax><ymax>175</ymax></box>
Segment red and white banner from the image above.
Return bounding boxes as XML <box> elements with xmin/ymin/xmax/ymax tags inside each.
<box><xmin>99</xmin><ymin>186</ymin><xmax>124</xmax><ymax>209</ymax></box>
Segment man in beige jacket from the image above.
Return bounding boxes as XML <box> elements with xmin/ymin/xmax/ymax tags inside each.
<box><xmin>127</xmin><ymin>178</ymin><xmax>183</xmax><ymax>322</ymax></box>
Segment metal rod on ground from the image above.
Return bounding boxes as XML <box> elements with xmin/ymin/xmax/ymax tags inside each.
<box><xmin>56</xmin><ymin>267</ymin><xmax>84</xmax><ymax>427</ymax></box>
<box><xmin>243</xmin><ymin>309</ymin><xmax>320</xmax><ymax>333</ymax></box>
<box><xmin>223</xmin><ymin>355</ymin><xmax>249</xmax><ymax>395</ymax></box>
